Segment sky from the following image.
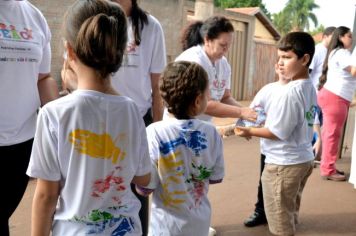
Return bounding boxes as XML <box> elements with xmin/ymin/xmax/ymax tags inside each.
<box><xmin>262</xmin><ymin>0</ymin><xmax>356</xmax><ymax>31</ymax></box>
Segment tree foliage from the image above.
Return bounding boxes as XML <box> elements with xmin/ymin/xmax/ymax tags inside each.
<box><xmin>271</xmin><ymin>0</ymin><xmax>319</xmax><ymax>34</ymax></box>
<box><xmin>285</xmin><ymin>0</ymin><xmax>319</xmax><ymax>31</ymax></box>
<box><xmin>272</xmin><ymin>11</ymin><xmax>292</xmax><ymax>35</ymax></box>
<box><xmin>196</xmin><ymin>0</ymin><xmax>320</xmax><ymax>35</ymax></box>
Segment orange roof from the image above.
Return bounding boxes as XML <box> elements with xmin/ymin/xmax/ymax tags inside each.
<box><xmin>226</xmin><ymin>7</ymin><xmax>281</xmax><ymax>40</ymax></box>
<box><xmin>313</xmin><ymin>32</ymin><xmax>323</xmax><ymax>43</ymax></box>
<box><xmin>226</xmin><ymin>7</ymin><xmax>260</xmax><ymax>15</ymax></box>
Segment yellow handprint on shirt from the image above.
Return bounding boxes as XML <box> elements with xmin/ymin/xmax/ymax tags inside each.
<box><xmin>158</xmin><ymin>151</ymin><xmax>187</xmax><ymax>209</ymax></box>
<box><xmin>69</xmin><ymin>129</ymin><xmax>126</xmax><ymax>164</ymax></box>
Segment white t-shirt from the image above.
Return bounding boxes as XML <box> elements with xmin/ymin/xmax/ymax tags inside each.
<box><xmin>27</xmin><ymin>90</ymin><xmax>151</xmax><ymax>236</ymax></box>
<box><xmin>323</xmin><ymin>48</ymin><xmax>356</xmax><ymax>101</ymax></box>
<box><xmin>146</xmin><ymin>118</ymin><xmax>224</xmax><ymax>236</ymax></box>
<box><xmin>264</xmin><ymin>79</ymin><xmax>317</xmax><ymax>165</ymax></box>
<box><xmin>175</xmin><ymin>45</ymin><xmax>231</xmax><ymax>121</ymax></box>
<box><xmin>111</xmin><ymin>15</ymin><xmax>166</xmax><ymax>116</ymax></box>
<box><xmin>250</xmin><ymin>81</ymin><xmax>285</xmax><ymax>154</ymax></box>
<box><xmin>309</xmin><ymin>43</ymin><xmax>327</xmax><ymax>91</ymax></box>
<box><xmin>0</xmin><ymin>0</ymin><xmax>51</xmax><ymax>145</ymax></box>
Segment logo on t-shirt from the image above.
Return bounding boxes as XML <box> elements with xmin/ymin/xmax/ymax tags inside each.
<box><xmin>122</xmin><ymin>24</ymin><xmax>139</xmax><ymax>68</ymax></box>
<box><xmin>0</xmin><ymin>23</ymin><xmax>33</xmax><ymax>41</ymax></box>
<box><xmin>306</xmin><ymin>105</ymin><xmax>318</xmax><ymax>127</ymax></box>
<box><xmin>122</xmin><ymin>41</ymin><xmax>140</xmax><ymax>68</ymax></box>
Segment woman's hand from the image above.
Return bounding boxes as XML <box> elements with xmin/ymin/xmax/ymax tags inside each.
<box><xmin>240</xmin><ymin>107</ymin><xmax>257</xmax><ymax>122</ymax></box>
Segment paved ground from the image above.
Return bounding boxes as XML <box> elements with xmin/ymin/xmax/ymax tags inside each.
<box><xmin>9</xmin><ymin>103</ymin><xmax>356</xmax><ymax>235</ymax></box>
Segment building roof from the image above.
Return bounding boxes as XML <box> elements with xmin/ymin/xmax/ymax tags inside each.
<box><xmin>227</xmin><ymin>7</ymin><xmax>281</xmax><ymax>40</ymax></box>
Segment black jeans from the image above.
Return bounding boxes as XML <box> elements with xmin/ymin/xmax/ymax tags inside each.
<box><xmin>255</xmin><ymin>154</ymin><xmax>266</xmax><ymax>216</ymax></box>
<box><xmin>131</xmin><ymin>108</ymin><xmax>153</xmax><ymax>236</ymax></box>
<box><xmin>0</xmin><ymin>139</ymin><xmax>33</xmax><ymax>236</ymax></box>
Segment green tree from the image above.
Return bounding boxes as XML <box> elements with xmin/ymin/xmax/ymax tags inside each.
<box><xmin>284</xmin><ymin>0</ymin><xmax>319</xmax><ymax>31</ymax></box>
<box><xmin>272</xmin><ymin>11</ymin><xmax>292</xmax><ymax>35</ymax></box>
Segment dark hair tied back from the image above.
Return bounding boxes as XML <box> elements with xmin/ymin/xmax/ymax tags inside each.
<box><xmin>64</xmin><ymin>0</ymin><xmax>127</xmax><ymax>79</ymax></box>
<box><xmin>319</xmin><ymin>26</ymin><xmax>350</xmax><ymax>90</ymax></box>
<box><xmin>160</xmin><ymin>61</ymin><xmax>208</xmax><ymax>119</ymax></box>
<box><xmin>180</xmin><ymin>15</ymin><xmax>233</xmax><ymax>50</ymax></box>
<box><xmin>75</xmin><ymin>14</ymin><xmax>127</xmax><ymax>79</ymax></box>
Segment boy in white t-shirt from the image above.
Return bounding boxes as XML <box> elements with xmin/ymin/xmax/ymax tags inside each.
<box><xmin>242</xmin><ymin>65</ymin><xmax>322</xmax><ymax>228</ymax></box>
<box><xmin>236</xmin><ymin>32</ymin><xmax>317</xmax><ymax>236</ymax></box>
<box><xmin>136</xmin><ymin>61</ymin><xmax>225</xmax><ymax>236</ymax></box>
<box><xmin>241</xmin><ymin>65</ymin><xmax>289</xmax><ymax>227</ymax></box>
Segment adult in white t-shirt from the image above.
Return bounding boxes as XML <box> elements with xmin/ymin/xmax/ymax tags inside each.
<box><xmin>175</xmin><ymin>16</ymin><xmax>256</xmax><ymax>122</ymax></box>
<box><xmin>110</xmin><ymin>1</ymin><xmax>166</xmax><ymax>234</ymax></box>
<box><xmin>111</xmin><ymin>0</ymin><xmax>166</xmax><ymax>124</ymax></box>
<box><xmin>317</xmin><ymin>26</ymin><xmax>356</xmax><ymax>181</ymax></box>
<box><xmin>27</xmin><ymin>1</ymin><xmax>151</xmax><ymax>235</ymax></box>
<box><xmin>309</xmin><ymin>27</ymin><xmax>335</xmax><ymax>91</ymax></box>
<box><xmin>0</xmin><ymin>1</ymin><xmax>58</xmax><ymax>234</ymax></box>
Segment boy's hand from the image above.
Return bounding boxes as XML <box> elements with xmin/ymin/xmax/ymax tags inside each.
<box><xmin>313</xmin><ymin>138</ymin><xmax>322</xmax><ymax>161</ymax></box>
<box><xmin>240</xmin><ymin>107</ymin><xmax>257</xmax><ymax>122</ymax></box>
<box><xmin>234</xmin><ymin>126</ymin><xmax>252</xmax><ymax>140</ymax></box>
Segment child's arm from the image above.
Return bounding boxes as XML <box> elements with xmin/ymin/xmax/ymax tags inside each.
<box><xmin>133</xmin><ymin>173</ymin><xmax>152</xmax><ymax>196</ymax></box>
<box><xmin>235</xmin><ymin>126</ymin><xmax>279</xmax><ymax>140</ymax></box>
<box><xmin>135</xmin><ymin>162</ymin><xmax>161</xmax><ymax>196</ymax></box>
<box><xmin>132</xmin><ymin>173</ymin><xmax>151</xmax><ymax>187</ymax></box>
<box><xmin>31</xmin><ymin>179</ymin><xmax>60</xmax><ymax>236</ymax></box>
<box><xmin>209</xmin><ymin>130</ymin><xmax>225</xmax><ymax>184</ymax></box>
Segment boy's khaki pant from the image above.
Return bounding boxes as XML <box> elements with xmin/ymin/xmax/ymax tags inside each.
<box><xmin>262</xmin><ymin>161</ymin><xmax>313</xmax><ymax>236</ymax></box>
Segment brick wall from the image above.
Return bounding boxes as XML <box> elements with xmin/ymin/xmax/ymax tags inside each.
<box><xmin>29</xmin><ymin>0</ymin><xmax>184</xmax><ymax>88</ymax></box>
<box><xmin>30</xmin><ymin>0</ymin><xmax>76</xmax><ymax>89</ymax></box>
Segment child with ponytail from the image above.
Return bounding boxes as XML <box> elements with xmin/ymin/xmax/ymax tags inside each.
<box><xmin>27</xmin><ymin>1</ymin><xmax>151</xmax><ymax>235</ymax></box>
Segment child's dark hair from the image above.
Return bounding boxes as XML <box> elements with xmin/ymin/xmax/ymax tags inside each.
<box><xmin>181</xmin><ymin>16</ymin><xmax>234</xmax><ymax>51</ymax></box>
<box><xmin>278</xmin><ymin>31</ymin><xmax>315</xmax><ymax>67</ymax></box>
<box><xmin>318</xmin><ymin>26</ymin><xmax>350</xmax><ymax>90</ymax></box>
<box><xmin>160</xmin><ymin>61</ymin><xmax>208</xmax><ymax>119</ymax></box>
<box><xmin>63</xmin><ymin>0</ymin><xmax>127</xmax><ymax>79</ymax></box>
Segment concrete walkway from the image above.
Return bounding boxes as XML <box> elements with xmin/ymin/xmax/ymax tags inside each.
<box><xmin>9</xmin><ymin>103</ymin><xmax>356</xmax><ymax>235</ymax></box>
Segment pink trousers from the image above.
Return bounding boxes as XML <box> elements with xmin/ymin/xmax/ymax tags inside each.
<box><xmin>317</xmin><ymin>88</ymin><xmax>350</xmax><ymax>176</ymax></box>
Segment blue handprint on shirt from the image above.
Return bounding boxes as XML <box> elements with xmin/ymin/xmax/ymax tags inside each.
<box><xmin>159</xmin><ymin>121</ymin><xmax>207</xmax><ymax>156</ymax></box>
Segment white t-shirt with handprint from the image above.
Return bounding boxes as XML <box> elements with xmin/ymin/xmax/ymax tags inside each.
<box><xmin>145</xmin><ymin>118</ymin><xmax>224</xmax><ymax>236</ymax></box>
<box><xmin>27</xmin><ymin>90</ymin><xmax>151</xmax><ymax>236</ymax></box>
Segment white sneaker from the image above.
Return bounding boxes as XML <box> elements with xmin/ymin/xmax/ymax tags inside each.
<box><xmin>208</xmin><ymin>227</ymin><xmax>217</xmax><ymax>236</ymax></box>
